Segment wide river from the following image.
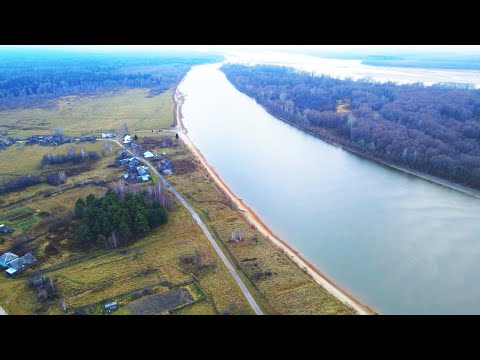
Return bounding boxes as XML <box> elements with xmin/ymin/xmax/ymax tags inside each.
<box><xmin>179</xmin><ymin>63</ymin><xmax>480</xmax><ymax>314</ymax></box>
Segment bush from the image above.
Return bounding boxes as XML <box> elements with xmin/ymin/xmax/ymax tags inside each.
<box><xmin>45</xmin><ymin>242</ymin><xmax>59</xmax><ymax>255</ymax></box>
<box><xmin>10</xmin><ymin>234</ymin><xmax>31</xmax><ymax>252</ymax></box>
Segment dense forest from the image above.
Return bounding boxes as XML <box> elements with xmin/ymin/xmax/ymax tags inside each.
<box><xmin>221</xmin><ymin>64</ymin><xmax>480</xmax><ymax>188</ymax></box>
<box><xmin>361</xmin><ymin>55</ymin><xmax>480</xmax><ymax>71</ymax></box>
<box><xmin>0</xmin><ymin>49</ymin><xmax>222</xmax><ymax>110</ymax></box>
<box><xmin>74</xmin><ymin>190</ymin><xmax>168</xmax><ymax>250</ymax></box>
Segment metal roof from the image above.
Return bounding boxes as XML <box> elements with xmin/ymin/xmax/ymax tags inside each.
<box><xmin>0</xmin><ymin>252</ymin><xmax>19</xmax><ymax>266</ymax></box>
<box><xmin>8</xmin><ymin>252</ymin><xmax>36</xmax><ymax>270</ymax></box>
<box><xmin>5</xmin><ymin>267</ymin><xmax>17</xmax><ymax>275</ymax></box>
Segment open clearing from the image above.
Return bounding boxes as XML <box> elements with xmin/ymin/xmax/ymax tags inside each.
<box><xmin>0</xmin><ymin>89</ymin><xmax>174</xmax><ymax>138</ymax></box>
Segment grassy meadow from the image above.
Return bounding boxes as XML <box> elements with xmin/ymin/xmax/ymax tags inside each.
<box><xmin>0</xmin><ymin>89</ymin><xmax>174</xmax><ymax>138</ymax></box>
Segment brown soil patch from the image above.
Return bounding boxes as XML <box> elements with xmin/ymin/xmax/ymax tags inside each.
<box><xmin>172</xmin><ymin>159</ymin><xmax>197</xmax><ymax>175</ymax></box>
<box><xmin>10</xmin><ymin>212</ymin><xmax>34</xmax><ymax>221</ymax></box>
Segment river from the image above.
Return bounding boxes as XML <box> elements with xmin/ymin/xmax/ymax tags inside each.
<box><xmin>179</xmin><ymin>63</ymin><xmax>480</xmax><ymax>314</ymax></box>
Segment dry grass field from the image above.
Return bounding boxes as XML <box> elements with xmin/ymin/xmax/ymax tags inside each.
<box><xmin>0</xmin><ymin>140</ymin><xmax>251</xmax><ymax>314</ymax></box>
<box><xmin>0</xmin><ymin>89</ymin><xmax>174</xmax><ymax>138</ymax></box>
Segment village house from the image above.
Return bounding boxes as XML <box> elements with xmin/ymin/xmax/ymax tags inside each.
<box><xmin>38</xmin><ymin>135</ymin><xmax>64</xmax><ymax>146</ymax></box>
<box><xmin>101</xmin><ymin>133</ymin><xmax>115</xmax><ymax>138</ymax></box>
<box><xmin>137</xmin><ymin>166</ymin><xmax>150</xmax><ymax>181</ymax></box>
<box><xmin>104</xmin><ymin>302</ymin><xmax>118</xmax><ymax>313</ymax></box>
<box><xmin>0</xmin><ymin>252</ymin><xmax>19</xmax><ymax>268</ymax></box>
<box><xmin>5</xmin><ymin>252</ymin><xmax>37</xmax><ymax>275</ymax></box>
<box><xmin>159</xmin><ymin>158</ymin><xmax>174</xmax><ymax>175</ymax></box>
<box><xmin>119</xmin><ymin>156</ymin><xmax>151</xmax><ymax>182</ymax></box>
<box><xmin>123</xmin><ymin>135</ymin><xmax>132</xmax><ymax>144</ymax></box>
<box><xmin>0</xmin><ymin>224</ymin><xmax>14</xmax><ymax>235</ymax></box>
<box><xmin>131</xmin><ymin>142</ymin><xmax>142</xmax><ymax>152</ymax></box>
<box><xmin>0</xmin><ymin>137</ymin><xmax>15</xmax><ymax>150</ymax></box>
<box><xmin>26</xmin><ymin>134</ymin><xmax>73</xmax><ymax>146</ymax></box>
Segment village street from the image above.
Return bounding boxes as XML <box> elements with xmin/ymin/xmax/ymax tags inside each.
<box><xmin>104</xmin><ymin>138</ymin><xmax>264</xmax><ymax>315</ymax></box>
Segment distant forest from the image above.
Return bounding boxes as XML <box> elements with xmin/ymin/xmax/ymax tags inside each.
<box><xmin>222</xmin><ymin>64</ymin><xmax>480</xmax><ymax>188</ymax></box>
<box><xmin>0</xmin><ymin>50</ymin><xmax>222</xmax><ymax>110</ymax></box>
<box><xmin>361</xmin><ymin>55</ymin><xmax>480</xmax><ymax>71</ymax></box>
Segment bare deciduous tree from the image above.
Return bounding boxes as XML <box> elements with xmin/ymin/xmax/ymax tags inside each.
<box><xmin>102</xmin><ymin>141</ymin><xmax>113</xmax><ymax>155</ymax></box>
<box><xmin>60</xmin><ymin>298</ymin><xmax>67</xmax><ymax>313</ymax></box>
<box><xmin>68</xmin><ymin>145</ymin><xmax>75</xmax><ymax>158</ymax></box>
<box><xmin>52</xmin><ymin>128</ymin><xmax>64</xmax><ymax>136</ymax></box>
<box><xmin>58</xmin><ymin>171</ymin><xmax>67</xmax><ymax>183</ymax></box>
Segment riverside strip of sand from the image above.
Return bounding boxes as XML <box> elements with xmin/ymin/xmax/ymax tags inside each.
<box><xmin>172</xmin><ymin>86</ymin><xmax>377</xmax><ymax>315</ymax></box>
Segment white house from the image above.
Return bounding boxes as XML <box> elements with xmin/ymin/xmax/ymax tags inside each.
<box><xmin>123</xmin><ymin>135</ymin><xmax>132</xmax><ymax>144</ymax></box>
<box><xmin>102</xmin><ymin>133</ymin><xmax>115</xmax><ymax>138</ymax></box>
<box><xmin>143</xmin><ymin>151</ymin><xmax>154</xmax><ymax>158</ymax></box>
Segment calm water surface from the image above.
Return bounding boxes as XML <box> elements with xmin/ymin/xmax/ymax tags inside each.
<box><xmin>179</xmin><ymin>63</ymin><xmax>480</xmax><ymax>314</ymax></box>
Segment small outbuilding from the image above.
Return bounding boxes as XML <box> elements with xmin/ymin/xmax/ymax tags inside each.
<box><xmin>143</xmin><ymin>151</ymin><xmax>154</xmax><ymax>158</ymax></box>
<box><xmin>0</xmin><ymin>224</ymin><xmax>14</xmax><ymax>235</ymax></box>
<box><xmin>104</xmin><ymin>302</ymin><xmax>118</xmax><ymax>313</ymax></box>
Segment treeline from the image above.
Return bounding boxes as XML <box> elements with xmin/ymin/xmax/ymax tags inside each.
<box><xmin>41</xmin><ymin>147</ymin><xmax>99</xmax><ymax>165</ymax></box>
<box><xmin>0</xmin><ymin>171</ymin><xmax>68</xmax><ymax>194</ymax></box>
<box><xmin>362</xmin><ymin>55</ymin><xmax>480</xmax><ymax>71</ymax></box>
<box><xmin>0</xmin><ymin>174</ymin><xmax>41</xmax><ymax>194</ymax></box>
<box><xmin>73</xmin><ymin>189</ymin><xmax>168</xmax><ymax>250</ymax></box>
<box><xmin>0</xmin><ymin>49</ymin><xmax>222</xmax><ymax>110</ymax></box>
<box><xmin>221</xmin><ymin>64</ymin><xmax>480</xmax><ymax>188</ymax></box>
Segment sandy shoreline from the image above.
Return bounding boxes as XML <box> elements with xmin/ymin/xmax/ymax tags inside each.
<box><xmin>172</xmin><ymin>85</ymin><xmax>377</xmax><ymax>315</ymax></box>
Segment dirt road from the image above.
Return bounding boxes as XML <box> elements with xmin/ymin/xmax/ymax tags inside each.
<box><xmin>109</xmin><ymin>138</ymin><xmax>264</xmax><ymax>315</ymax></box>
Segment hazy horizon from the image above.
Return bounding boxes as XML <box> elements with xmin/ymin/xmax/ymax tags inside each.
<box><xmin>2</xmin><ymin>45</ymin><xmax>480</xmax><ymax>56</ymax></box>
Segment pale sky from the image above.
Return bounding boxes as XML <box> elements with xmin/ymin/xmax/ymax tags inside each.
<box><xmin>3</xmin><ymin>45</ymin><xmax>480</xmax><ymax>56</ymax></box>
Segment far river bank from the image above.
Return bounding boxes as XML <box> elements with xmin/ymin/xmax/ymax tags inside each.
<box><xmin>255</xmin><ymin>104</ymin><xmax>480</xmax><ymax>201</ymax></box>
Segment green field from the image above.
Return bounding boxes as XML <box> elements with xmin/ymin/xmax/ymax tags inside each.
<box><xmin>0</xmin><ymin>89</ymin><xmax>174</xmax><ymax>138</ymax></box>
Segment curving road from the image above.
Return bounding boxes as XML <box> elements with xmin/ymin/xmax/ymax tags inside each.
<box><xmin>108</xmin><ymin>139</ymin><xmax>264</xmax><ymax>315</ymax></box>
